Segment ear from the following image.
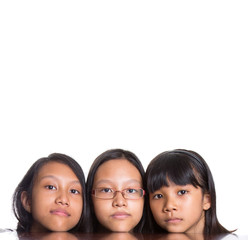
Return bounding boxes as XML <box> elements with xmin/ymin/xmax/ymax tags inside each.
<box><xmin>203</xmin><ymin>193</ymin><xmax>211</xmax><ymax>210</ymax></box>
<box><xmin>21</xmin><ymin>191</ymin><xmax>31</xmax><ymax>213</ymax></box>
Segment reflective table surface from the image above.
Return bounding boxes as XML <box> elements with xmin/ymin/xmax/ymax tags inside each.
<box><xmin>0</xmin><ymin>230</ymin><xmax>246</xmax><ymax>240</ymax></box>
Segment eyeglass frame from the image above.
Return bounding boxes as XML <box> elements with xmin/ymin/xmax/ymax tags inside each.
<box><xmin>92</xmin><ymin>187</ymin><xmax>145</xmax><ymax>200</ymax></box>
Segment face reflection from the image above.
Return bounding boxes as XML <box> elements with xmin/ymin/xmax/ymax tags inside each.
<box><xmin>149</xmin><ymin>180</ymin><xmax>210</xmax><ymax>233</ymax></box>
<box><xmin>156</xmin><ymin>233</ymin><xmax>205</xmax><ymax>240</ymax></box>
<box><xmin>98</xmin><ymin>233</ymin><xmax>139</xmax><ymax>240</ymax></box>
<box><xmin>34</xmin><ymin>232</ymin><xmax>79</xmax><ymax>240</ymax></box>
<box><xmin>21</xmin><ymin>162</ymin><xmax>83</xmax><ymax>232</ymax></box>
<box><xmin>92</xmin><ymin>159</ymin><xmax>144</xmax><ymax>232</ymax></box>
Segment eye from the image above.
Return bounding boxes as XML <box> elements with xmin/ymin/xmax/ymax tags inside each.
<box><xmin>126</xmin><ymin>188</ymin><xmax>138</xmax><ymax>194</ymax></box>
<box><xmin>153</xmin><ymin>193</ymin><xmax>163</xmax><ymax>199</ymax></box>
<box><xmin>99</xmin><ymin>188</ymin><xmax>113</xmax><ymax>193</ymax></box>
<box><xmin>178</xmin><ymin>190</ymin><xmax>188</xmax><ymax>195</ymax></box>
<box><xmin>70</xmin><ymin>189</ymin><xmax>80</xmax><ymax>194</ymax></box>
<box><xmin>45</xmin><ymin>185</ymin><xmax>56</xmax><ymax>190</ymax></box>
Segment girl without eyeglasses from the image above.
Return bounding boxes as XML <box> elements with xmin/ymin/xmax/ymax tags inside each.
<box><xmin>145</xmin><ymin>149</ymin><xmax>234</xmax><ymax>235</ymax></box>
<box><xmin>86</xmin><ymin>149</ymin><xmax>146</xmax><ymax>233</ymax></box>
<box><xmin>12</xmin><ymin>153</ymin><xmax>87</xmax><ymax>233</ymax></box>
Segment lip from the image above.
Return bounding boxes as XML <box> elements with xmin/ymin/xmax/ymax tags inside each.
<box><xmin>165</xmin><ymin>218</ymin><xmax>183</xmax><ymax>223</ymax></box>
<box><xmin>111</xmin><ymin>212</ymin><xmax>131</xmax><ymax>219</ymax></box>
<box><xmin>50</xmin><ymin>209</ymin><xmax>70</xmax><ymax>217</ymax></box>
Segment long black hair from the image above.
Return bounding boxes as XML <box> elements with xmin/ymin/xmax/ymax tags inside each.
<box><xmin>145</xmin><ymin>149</ymin><xmax>232</xmax><ymax>235</ymax></box>
<box><xmin>12</xmin><ymin>153</ymin><xmax>87</xmax><ymax>232</ymax></box>
<box><xmin>86</xmin><ymin>149</ymin><xmax>146</xmax><ymax>233</ymax></box>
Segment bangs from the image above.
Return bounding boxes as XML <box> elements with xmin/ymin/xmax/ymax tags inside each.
<box><xmin>147</xmin><ymin>153</ymin><xmax>202</xmax><ymax>193</ymax></box>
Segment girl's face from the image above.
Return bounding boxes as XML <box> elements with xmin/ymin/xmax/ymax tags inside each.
<box><xmin>92</xmin><ymin>159</ymin><xmax>144</xmax><ymax>232</ymax></box>
<box><xmin>149</xmin><ymin>180</ymin><xmax>210</xmax><ymax>233</ymax></box>
<box><xmin>21</xmin><ymin>161</ymin><xmax>83</xmax><ymax>232</ymax></box>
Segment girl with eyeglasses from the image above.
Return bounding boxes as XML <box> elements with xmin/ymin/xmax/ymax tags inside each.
<box><xmin>86</xmin><ymin>149</ymin><xmax>146</xmax><ymax>233</ymax></box>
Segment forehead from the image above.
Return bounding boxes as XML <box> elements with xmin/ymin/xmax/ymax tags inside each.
<box><xmin>36</xmin><ymin>161</ymin><xmax>78</xmax><ymax>181</ymax></box>
<box><xmin>147</xmin><ymin>155</ymin><xmax>202</xmax><ymax>193</ymax></box>
<box><xmin>93</xmin><ymin>159</ymin><xmax>142</xmax><ymax>186</ymax></box>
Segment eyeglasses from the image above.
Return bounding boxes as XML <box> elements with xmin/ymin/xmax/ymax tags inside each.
<box><xmin>92</xmin><ymin>188</ymin><xmax>145</xmax><ymax>199</ymax></box>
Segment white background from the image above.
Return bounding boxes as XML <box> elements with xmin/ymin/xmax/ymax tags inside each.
<box><xmin>0</xmin><ymin>0</ymin><xmax>247</xmax><ymax>236</ymax></box>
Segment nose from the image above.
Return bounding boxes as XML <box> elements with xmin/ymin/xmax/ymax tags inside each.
<box><xmin>163</xmin><ymin>196</ymin><xmax>177</xmax><ymax>212</ymax></box>
<box><xmin>112</xmin><ymin>191</ymin><xmax>127</xmax><ymax>207</ymax></box>
<box><xmin>55</xmin><ymin>191</ymin><xmax>70</xmax><ymax>206</ymax></box>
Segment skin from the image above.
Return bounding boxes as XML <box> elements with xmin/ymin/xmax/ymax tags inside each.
<box><xmin>92</xmin><ymin>159</ymin><xmax>144</xmax><ymax>232</ymax></box>
<box><xmin>98</xmin><ymin>233</ymin><xmax>139</xmax><ymax>240</ymax></box>
<box><xmin>39</xmin><ymin>232</ymin><xmax>79</xmax><ymax>240</ymax></box>
<box><xmin>149</xmin><ymin>180</ymin><xmax>211</xmax><ymax>234</ymax></box>
<box><xmin>156</xmin><ymin>233</ymin><xmax>205</xmax><ymax>240</ymax></box>
<box><xmin>21</xmin><ymin>162</ymin><xmax>83</xmax><ymax>232</ymax></box>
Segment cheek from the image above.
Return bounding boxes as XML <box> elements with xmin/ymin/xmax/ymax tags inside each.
<box><xmin>71</xmin><ymin>197</ymin><xmax>83</xmax><ymax>215</ymax></box>
<box><xmin>185</xmin><ymin>194</ymin><xmax>202</xmax><ymax>207</ymax></box>
<box><xmin>31</xmin><ymin>191</ymin><xmax>52</xmax><ymax>210</ymax></box>
<box><xmin>92</xmin><ymin>199</ymin><xmax>113</xmax><ymax>229</ymax></box>
<box><xmin>149</xmin><ymin>199</ymin><xmax>157</xmax><ymax>212</ymax></box>
<box><xmin>93</xmin><ymin>199</ymin><xmax>109</xmax><ymax>219</ymax></box>
<box><xmin>132</xmin><ymin>199</ymin><xmax>144</xmax><ymax>222</ymax></box>
<box><xmin>149</xmin><ymin>200</ymin><xmax>162</xmax><ymax>219</ymax></box>
<box><xmin>132</xmin><ymin>199</ymin><xmax>144</xmax><ymax>214</ymax></box>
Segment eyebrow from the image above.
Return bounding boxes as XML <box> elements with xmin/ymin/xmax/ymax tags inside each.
<box><xmin>39</xmin><ymin>175</ymin><xmax>81</xmax><ymax>185</ymax></box>
<box><xmin>94</xmin><ymin>179</ymin><xmax>142</xmax><ymax>186</ymax></box>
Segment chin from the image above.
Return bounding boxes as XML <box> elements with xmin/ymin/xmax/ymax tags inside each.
<box><xmin>48</xmin><ymin>225</ymin><xmax>73</xmax><ymax>232</ymax></box>
<box><xmin>111</xmin><ymin>229</ymin><xmax>131</xmax><ymax>232</ymax></box>
<box><xmin>107</xmin><ymin>225</ymin><xmax>132</xmax><ymax>233</ymax></box>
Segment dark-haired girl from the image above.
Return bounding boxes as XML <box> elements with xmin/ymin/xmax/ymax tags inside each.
<box><xmin>86</xmin><ymin>149</ymin><xmax>146</xmax><ymax>233</ymax></box>
<box><xmin>145</xmin><ymin>149</ymin><xmax>233</xmax><ymax>235</ymax></box>
<box><xmin>13</xmin><ymin>153</ymin><xmax>87</xmax><ymax>232</ymax></box>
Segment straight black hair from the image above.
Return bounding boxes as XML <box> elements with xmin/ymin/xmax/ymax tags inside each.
<box><xmin>86</xmin><ymin>149</ymin><xmax>146</xmax><ymax>233</ymax></box>
<box><xmin>145</xmin><ymin>149</ymin><xmax>232</xmax><ymax>235</ymax></box>
<box><xmin>12</xmin><ymin>153</ymin><xmax>87</xmax><ymax>232</ymax></box>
